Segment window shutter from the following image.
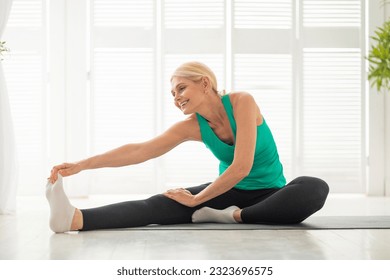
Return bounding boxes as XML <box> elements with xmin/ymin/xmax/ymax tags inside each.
<box><xmin>3</xmin><ymin>0</ymin><xmax>367</xmax><ymax>195</ymax></box>
<box><xmin>234</xmin><ymin>0</ymin><xmax>292</xmax><ymax>29</ymax></box>
<box><xmin>6</xmin><ymin>0</ymin><xmax>42</xmax><ymax>27</ymax></box>
<box><xmin>234</xmin><ymin>54</ymin><xmax>293</xmax><ymax>180</ymax></box>
<box><xmin>301</xmin><ymin>0</ymin><xmax>364</xmax><ymax>192</ymax></box>
<box><xmin>303</xmin><ymin>0</ymin><xmax>361</xmax><ymax>27</ymax></box>
<box><xmin>302</xmin><ymin>49</ymin><xmax>362</xmax><ymax>190</ymax></box>
<box><xmin>93</xmin><ymin>0</ymin><xmax>154</xmax><ymax>27</ymax></box>
<box><xmin>89</xmin><ymin>0</ymin><xmax>156</xmax><ymax>194</ymax></box>
<box><xmin>164</xmin><ymin>0</ymin><xmax>224</xmax><ymax>29</ymax></box>
<box><xmin>161</xmin><ymin>0</ymin><xmax>226</xmax><ymax>188</ymax></box>
<box><xmin>232</xmin><ymin>0</ymin><xmax>293</xmax><ymax>180</ymax></box>
<box><xmin>162</xmin><ymin>54</ymin><xmax>224</xmax><ymax>186</ymax></box>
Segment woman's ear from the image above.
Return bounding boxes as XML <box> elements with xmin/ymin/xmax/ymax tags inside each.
<box><xmin>202</xmin><ymin>77</ymin><xmax>210</xmax><ymax>90</ymax></box>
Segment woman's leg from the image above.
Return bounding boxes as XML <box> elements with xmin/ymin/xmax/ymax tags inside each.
<box><xmin>46</xmin><ymin>178</ymin><xmax>212</xmax><ymax>232</ymax></box>
<box><xmin>80</xmin><ymin>181</ymin><xmax>258</xmax><ymax>231</ymax></box>
<box><xmin>80</xmin><ymin>183</ymin><xmax>211</xmax><ymax>231</ymax></box>
<box><xmin>80</xmin><ymin>194</ymin><xmax>192</xmax><ymax>230</ymax></box>
<box><xmin>241</xmin><ymin>176</ymin><xmax>329</xmax><ymax>224</ymax></box>
<box><xmin>47</xmin><ymin>178</ymin><xmax>250</xmax><ymax>232</ymax></box>
<box><xmin>48</xmin><ymin>176</ymin><xmax>328</xmax><ymax>231</ymax></box>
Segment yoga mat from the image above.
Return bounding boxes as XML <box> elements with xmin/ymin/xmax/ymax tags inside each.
<box><xmin>127</xmin><ymin>216</ymin><xmax>390</xmax><ymax>230</ymax></box>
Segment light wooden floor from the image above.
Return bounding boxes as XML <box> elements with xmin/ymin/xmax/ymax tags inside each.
<box><xmin>1</xmin><ymin>194</ymin><xmax>390</xmax><ymax>260</ymax></box>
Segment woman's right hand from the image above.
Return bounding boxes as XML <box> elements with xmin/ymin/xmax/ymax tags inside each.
<box><xmin>49</xmin><ymin>162</ymin><xmax>82</xmax><ymax>184</ymax></box>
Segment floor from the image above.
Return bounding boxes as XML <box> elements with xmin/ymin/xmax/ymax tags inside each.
<box><xmin>1</xmin><ymin>194</ymin><xmax>390</xmax><ymax>260</ymax></box>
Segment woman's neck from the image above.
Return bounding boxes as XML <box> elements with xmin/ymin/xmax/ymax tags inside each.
<box><xmin>197</xmin><ymin>94</ymin><xmax>226</xmax><ymax>127</ymax></box>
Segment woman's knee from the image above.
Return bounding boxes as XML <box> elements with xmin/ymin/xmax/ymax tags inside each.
<box><xmin>308</xmin><ymin>176</ymin><xmax>329</xmax><ymax>198</ymax></box>
<box><xmin>289</xmin><ymin>176</ymin><xmax>330</xmax><ymax>210</ymax></box>
<box><xmin>291</xmin><ymin>176</ymin><xmax>329</xmax><ymax>195</ymax></box>
<box><xmin>146</xmin><ymin>194</ymin><xmax>178</xmax><ymax>208</ymax></box>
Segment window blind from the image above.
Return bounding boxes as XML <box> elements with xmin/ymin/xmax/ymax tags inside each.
<box><xmin>4</xmin><ymin>0</ymin><xmax>366</xmax><ymax>195</ymax></box>
<box><xmin>6</xmin><ymin>0</ymin><xmax>42</xmax><ymax>27</ymax></box>
<box><xmin>301</xmin><ymin>0</ymin><xmax>363</xmax><ymax>192</ymax></box>
<box><xmin>234</xmin><ymin>0</ymin><xmax>292</xmax><ymax>29</ymax></box>
<box><xmin>88</xmin><ymin>0</ymin><xmax>367</xmax><ymax>193</ymax></box>
<box><xmin>302</xmin><ymin>48</ymin><xmax>362</xmax><ymax>190</ymax></box>
<box><xmin>303</xmin><ymin>0</ymin><xmax>361</xmax><ymax>27</ymax></box>
<box><xmin>93</xmin><ymin>0</ymin><xmax>154</xmax><ymax>27</ymax></box>
<box><xmin>89</xmin><ymin>1</ymin><xmax>156</xmax><ymax>194</ymax></box>
<box><xmin>162</xmin><ymin>54</ymin><xmax>224</xmax><ymax>186</ymax></box>
<box><xmin>164</xmin><ymin>0</ymin><xmax>224</xmax><ymax>29</ymax></box>
<box><xmin>92</xmin><ymin>48</ymin><xmax>155</xmax><ymax>151</ymax></box>
<box><xmin>233</xmin><ymin>54</ymin><xmax>293</xmax><ymax>181</ymax></box>
<box><xmin>162</xmin><ymin>0</ymin><xmax>226</xmax><ymax>187</ymax></box>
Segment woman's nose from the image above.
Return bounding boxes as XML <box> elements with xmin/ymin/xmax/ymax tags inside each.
<box><xmin>174</xmin><ymin>95</ymin><xmax>182</xmax><ymax>102</ymax></box>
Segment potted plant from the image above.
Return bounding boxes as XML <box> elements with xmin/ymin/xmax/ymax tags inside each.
<box><xmin>367</xmin><ymin>3</ymin><xmax>390</xmax><ymax>92</ymax></box>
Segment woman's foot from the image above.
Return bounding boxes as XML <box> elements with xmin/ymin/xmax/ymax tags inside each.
<box><xmin>71</xmin><ymin>208</ymin><xmax>83</xmax><ymax>231</ymax></box>
<box><xmin>45</xmin><ymin>175</ymin><xmax>76</xmax><ymax>233</ymax></box>
<box><xmin>192</xmin><ymin>206</ymin><xmax>241</xmax><ymax>224</ymax></box>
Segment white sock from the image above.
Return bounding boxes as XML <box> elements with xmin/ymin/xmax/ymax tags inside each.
<box><xmin>192</xmin><ymin>206</ymin><xmax>239</xmax><ymax>224</ymax></box>
<box><xmin>45</xmin><ymin>175</ymin><xmax>75</xmax><ymax>233</ymax></box>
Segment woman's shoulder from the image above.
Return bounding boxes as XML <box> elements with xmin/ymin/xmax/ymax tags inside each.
<box><xmin>228</xmin><ymin>92</ymin><xmax>262</xmax><ymax>125</ymax></box>
<box><xmin>228</xmin><ymin>91</ymin><xmax>256</xmax><ymax>107</ymax></box>
<box><xmin>175</xmin><ymin>114</ymin><xmax>202</xmax><ymax>141</ymax></box>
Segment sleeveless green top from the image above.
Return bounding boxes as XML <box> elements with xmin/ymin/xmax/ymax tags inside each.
<box><xmin>196</xmin><ymin>94</ymin><xmax>286</xmax><ymax>190</ymax></box>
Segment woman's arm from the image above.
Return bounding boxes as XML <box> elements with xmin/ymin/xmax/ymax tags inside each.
<box><xmin>49</xmin><ymin>117</ymin><xmax>199</xmax><ymax>183</ymax></box>
<box><xmin>165</xmin><ymin>93</ymin><xmax>259</xmax><ymax>206</ymax></box>
<box><xmin>81</xmin><ymin>118</ymin><xmax>196</xmax><ymax>168</ymax></box>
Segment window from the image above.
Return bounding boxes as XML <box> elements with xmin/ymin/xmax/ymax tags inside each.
<box><xmin>300</xmin><ymin>0</ymin><xmax>364</xmax><ymax>192</ymax></box>
<box><xmin>5</xmin><ymin>0</ymin><xmax>366</xmax><ymax>195</ymax></box>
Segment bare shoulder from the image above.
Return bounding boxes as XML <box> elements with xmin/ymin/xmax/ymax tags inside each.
<box><xmin>171</xmin><ymin>114</ymin><xmax>202</xmax><ymax>142</ymax></box>
<box><xmin>229</xmin><ymin>91</ymin><xmax>256</xmax><ymax>106</ymax></box>
<box><xmin>228</xmin><ymin>92</ymin><xmax>262</xmax><ymax>125</ymax></box>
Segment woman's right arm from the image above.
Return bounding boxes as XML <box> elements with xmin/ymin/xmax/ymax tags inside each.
<box><xmin>49</xmin><ymin>117</ymin><xmax>199</xmax><ymax>183</ymax></box>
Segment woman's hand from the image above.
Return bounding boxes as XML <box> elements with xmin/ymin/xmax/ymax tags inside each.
<box><xmin>48</xmin><ymin>162</ymin><xmax>83</xmax><ymax>184</ymax></box>
<box><xmin>164</xmin><ymin>188</ymin><xmax>199</xmax><ymax>207</ymax></box>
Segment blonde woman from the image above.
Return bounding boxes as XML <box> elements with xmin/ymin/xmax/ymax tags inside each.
<box><xmin>47</xmin><ymin>61</ymin><xmax>329</xmax><ymax>233</ymax></box>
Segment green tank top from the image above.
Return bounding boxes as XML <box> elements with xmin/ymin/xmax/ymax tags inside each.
<box><xmin>196</xmin><ymin>94</ymin><xmax>286</xmax><ymax>190</ymax></box>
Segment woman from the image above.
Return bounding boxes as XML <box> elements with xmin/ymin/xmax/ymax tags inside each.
<box><xmin>47</xmin><ymin>61</ymin><xmax>329</xmax><ymax>233</ymax></box>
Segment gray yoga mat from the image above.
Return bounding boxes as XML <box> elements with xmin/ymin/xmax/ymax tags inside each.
<box><xmin>128</xmin><ymin>216</ymin><xmax>390</xmax><ymax>230</ymax></box>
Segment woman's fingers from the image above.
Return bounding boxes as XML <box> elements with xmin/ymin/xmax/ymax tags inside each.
<box><xmin>163</xmin><ymin>188</ymin><xmax>197</xmax><ymax>207</ymax></box>
<box><xmin>49</xmin><ymin>163</ymin><xmax>72</xmax><ymax>183</ymax></box>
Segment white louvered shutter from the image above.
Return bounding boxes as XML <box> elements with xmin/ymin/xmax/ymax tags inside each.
<box><xmin>163</xmin><ymin>55</ymin><xmax>223</xmax><ymax>187</ymax></box>
<box><xmin>2</xmin><ymin>0</ymin><xmax>366</xmax><ymax>196</ymax></box>
<box><xmin>89</xmin><ymin>0</ymin><xmax>156</xmax><ymax>194</ymax></box>
<box><xmin>232</xmin><ymin>0</ymin><xmax>294</xmax><ymax>181</ymax></box>
<box><xmin>3</xmin><ymin>0</ymin><xmax>47</xmax><ymax>195</ymax></box>
<box><xmin>301</xmin><ymin>0</ymin><xmax>364</xmax><ymax>192</ymax></box>
<box><xmin>234</xmin><ymin>54</ymin><xmax>293</xmax><ymax>181</ymax></box>
<box><xmin>161</xmin><ymin>0</ymin><xmax>225</xmax><ymax>188</ymax></box>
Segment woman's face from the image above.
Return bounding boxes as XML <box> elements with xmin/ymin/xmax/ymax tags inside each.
<box><xmin>170</xmin><ymin>76</ymin><xmax>205</xmax><ymax>114</ymax></box>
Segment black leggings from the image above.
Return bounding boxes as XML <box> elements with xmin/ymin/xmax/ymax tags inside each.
<box><xmin>80</xmin><ymin>176</ymin><xmax>329</xmax><ymax>231</ymax></box>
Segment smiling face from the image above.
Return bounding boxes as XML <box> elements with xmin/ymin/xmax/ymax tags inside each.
<box><xmin>170</xmin><ymin>76</ymin><xmax>207</xmax><ymax>114</ymax></box>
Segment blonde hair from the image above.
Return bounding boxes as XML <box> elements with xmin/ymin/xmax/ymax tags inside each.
<box><xmin>171</xmin><ymin>61</ymin><xmax>225</xmax><ymax>96</ymax></box>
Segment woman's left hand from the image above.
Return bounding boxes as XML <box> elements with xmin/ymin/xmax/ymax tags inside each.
<box><xmin>164</xmin><ymin>188</ymin><xmax>199</xmax><ymax>207</ymax></box>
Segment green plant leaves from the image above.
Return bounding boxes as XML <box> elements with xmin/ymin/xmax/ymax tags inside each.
<box><xmin>367</xmin><ymin>20</ymin><xmax>390</xmax><ymax>92</ymax></box>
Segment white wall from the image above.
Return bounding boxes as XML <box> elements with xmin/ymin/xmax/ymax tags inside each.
<box><xmin>386</xmin><ymin>3</ymin><xmax>390</xmax><ymax>196</ymax></box>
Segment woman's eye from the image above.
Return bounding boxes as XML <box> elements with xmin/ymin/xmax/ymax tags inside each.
<box><xmin>179</xmin><ymin>87</ymin><xmax>185</xmax><ymax>92</ymax></box>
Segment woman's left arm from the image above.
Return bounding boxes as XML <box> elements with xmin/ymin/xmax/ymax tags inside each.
<box><xmin>164</xmin><ymin>93</ymin><xmax>258</xmax><ymax>207</ymax></box>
